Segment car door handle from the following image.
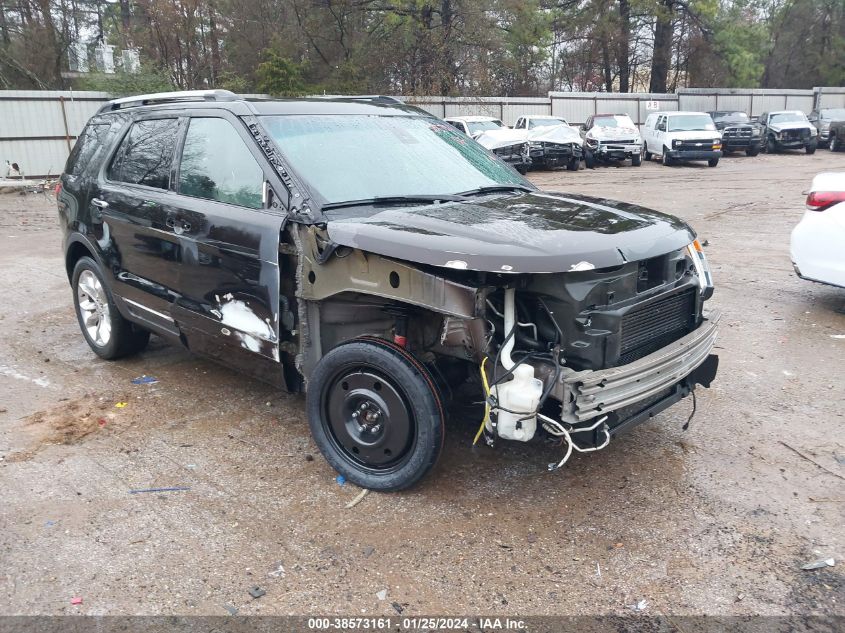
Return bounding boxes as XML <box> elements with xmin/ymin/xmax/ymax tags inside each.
<box><xmin>91</xmin><ymin>198</ymin><xmax>109</xmax><ymax>209</ymax></box>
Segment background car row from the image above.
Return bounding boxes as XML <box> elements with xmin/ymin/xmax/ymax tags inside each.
<box><xmin>444</xmin><ymin>107</ymin><xmax>845</xmax><ymax>172</ymax></box>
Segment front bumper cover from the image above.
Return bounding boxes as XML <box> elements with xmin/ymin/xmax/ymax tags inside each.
<box><xmin>556</xmin><ymin>309</ymin><xmax>721</xmax><ymax>424</ymax></box>
<box><xmin>667</xmin><ymin>149</ymin><xmax>722</xmax><ymax>161</ymax></box>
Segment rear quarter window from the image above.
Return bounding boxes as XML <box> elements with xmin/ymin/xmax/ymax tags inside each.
<box><xmin>65</xmin><ymin>123</ymin><xmax>111</xmax><ymax>177</ymax></box>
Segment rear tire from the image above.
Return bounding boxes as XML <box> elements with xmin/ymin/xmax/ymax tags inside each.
<box><xmin>71</xmin><ymin>256</ymin><xmax>150</xmax><ymax>360</ymax></box>
<box><xmin>306</xmin><ymin>337</ymin><xmax>445</xmax><ymax>492</ymax></box>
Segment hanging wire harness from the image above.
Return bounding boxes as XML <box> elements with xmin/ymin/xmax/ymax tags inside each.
<box><xmin>474</xmin><ymin>287</ymin><xmax>613</xmax><ymax>469</ymax></box>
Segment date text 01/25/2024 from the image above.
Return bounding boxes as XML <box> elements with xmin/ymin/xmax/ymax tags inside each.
<box><xmin>307</xmin><ymin>617</ymin><xmax>527</xmax><ymax>630</ymax></box>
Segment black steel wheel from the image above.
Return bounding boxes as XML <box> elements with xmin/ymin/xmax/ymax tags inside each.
<box><xmin>306</xmin><ymin>338</ymin><xmax>445</xmax><ymax>491</ymax></box>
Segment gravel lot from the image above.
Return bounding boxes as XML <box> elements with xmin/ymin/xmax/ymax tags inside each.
<box><xmin>1</xmin><ymin>151</ymin><xmax>844</xmax><ymax>618</ymax></box>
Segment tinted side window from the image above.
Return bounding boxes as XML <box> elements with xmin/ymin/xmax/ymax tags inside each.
<box><xmin>66</xmin><ymin>123</ymin><xmax>110</xmax><ymax>176</ymax></box>
<box><xmin>178</xmin><ymin>118</ymin><xmax>263</xmax><ymax>209</ymax></box>
<box><xmin>108</xmin><ymin>118</ymin><xmax>179</xmax><ymax>189</ymax></box>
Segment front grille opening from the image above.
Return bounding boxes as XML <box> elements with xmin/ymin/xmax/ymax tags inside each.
<box><xmin>637</xmin><ymin>256</ymin><xmax>666</xmax><ymax>293</ymax></box>
<box><xmin>618</xmin><ymin>288</ymin><xmax>696</xmax><ymax>365</ymax></box>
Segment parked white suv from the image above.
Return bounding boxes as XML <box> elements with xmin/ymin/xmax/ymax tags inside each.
<box><xmin>642</xmin><ymin>111</ymin><xmax>722</xmax><ymax>167</ymax></box>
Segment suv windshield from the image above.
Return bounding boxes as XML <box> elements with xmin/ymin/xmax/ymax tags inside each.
<box><xmin>593</xmin><ymin>115</ymin><xmax>635</xmax><ymax>128</ymax></box>
<box><xmin>467</xmin><ymin>120</ymin><xmax>503</xmax><ymax>134</ymax></box>
<box><xmin>770</xmin><ymin>112</ymin><xmax>807</xmax><ymax>124</ymax></box>
<box><xmin>529</xmin><ymin>118</ymin><xmax>567</xmax><ymax>129</ymax></box>
<box><xmin>712</xmin><ymin>111</ymin><xmax>749</xmax><ymax>123</ymax></box>
<box><xmin>261</xmin><ymin>115</ymin><xmax>528</xmax><ymax>205</ymax></box>
<box><xmin>668</xmin><ymin>115</ymin><xmax>716</xmax><ymax>132</ymax></box>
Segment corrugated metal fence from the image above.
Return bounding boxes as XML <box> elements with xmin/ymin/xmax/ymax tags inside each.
<box><xmin>3</xmin><ymin>87</ymin><xmax>844</xmax><ymax>177</ymax></box>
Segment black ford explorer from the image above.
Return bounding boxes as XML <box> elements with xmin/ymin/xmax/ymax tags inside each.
<box><xmin>57</xmin><ymin>91</ymin><xmax>720</xmax><ymax>491</ymax></box>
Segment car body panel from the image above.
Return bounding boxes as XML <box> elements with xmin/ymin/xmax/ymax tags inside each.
<box><xmin>791</xmin><ymin>172</ymin><xmax>845</xmax><ymax>288</ymax></box>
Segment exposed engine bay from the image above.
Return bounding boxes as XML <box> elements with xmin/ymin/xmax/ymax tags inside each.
<box><xmin>287</xmin><ymin>221</ymin><xmax>720</xmax><ymax>472</ymax></box>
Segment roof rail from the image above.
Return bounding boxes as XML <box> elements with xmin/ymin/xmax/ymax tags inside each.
<box><xmin>97</xmin><ymin>89</ymin><xmax>239</xmax><ymax>113</ymax></box>
<box><xmin>317</xmin><ymin>95</ymin><xmax>404</xmax><ymax>104</ymax></box>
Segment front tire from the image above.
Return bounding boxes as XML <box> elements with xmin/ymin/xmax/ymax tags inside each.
<box><xmin>805</xmin><ymin>140</ymin><xmax>817</xmax><ymax>154</ymax></box>
<box><xmin>631</xmin><ymin>152</ymin><xmax>642</xmax><ymax>167</ymax></box>
<box><xmin>746</xmin><ymin>146</ymin><xmax>760</xmax><ymax>157</ymax></box>
<box><xmin>584</xmin><ymin>149</ymin><xmax>596</xmax><ymax>169</ymax></box>
<box><xmin>306</xmin><ymin>337</ymin><xmax>445</xmax><ymax>491</ymax></box>
<box><xmin>72</xmin><ymin>256</ymin><xmax>150</xmax><ymax>360</ymax></box>
<box><xmin>644</xmin><ymin>144</ymin><xmax>652</xmax><ymax>161</ymax></box>
<box><xmin>767</xmin><ymin>136</ymin><xmax>778</xmax><ymax>153</ymax></box>
<box><xmin>662</xmin><ymin>147</ymin><xmax>674</xmax><ymax>166</ymax></box>
<box><xmin>708</xmin><ymin>157</ymin><xmax>720</xmax><ymax>167</ymax></box>
<box><xmin>832</xmin><ymin>134</ymin><xmax>842</xmax><ymax>152</ymax></box>
<box><xmin>567</xmin><ymin>156</ymin><xmax>579</xmax><ymax>171</ymax></box>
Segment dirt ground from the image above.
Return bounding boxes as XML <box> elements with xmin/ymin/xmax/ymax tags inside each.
<box><xmin>1</xmin><ymin>151</ymin><xmax>844</xmax><ymax>619</ymax></box>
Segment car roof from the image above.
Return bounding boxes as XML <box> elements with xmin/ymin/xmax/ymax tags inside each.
<box><xmin>445</xmin><ymin>115</ymin><xmax>500</xmax><ymax>122</ymax></box>
<box><xmin>95</xmin><ymin>91</ymin><xmax>432</xmax><ymax>118</ymax></box>
<box><xmin>768</xmin><ymin>110</ymin><xmax>805</xmax><ymax>115</ymax></box>
<box><xmin>526</xmin><ymin>115</ymin><xmax>566</xmax><ymax>119</ymax></box>
<box><xmin>664</xmin><ymin>111</ymin><xmax>709</xmax><ymax>116</ymax></box>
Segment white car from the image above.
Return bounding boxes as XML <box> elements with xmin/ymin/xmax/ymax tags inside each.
<box><xmin>444</xmin><ymin>116</ymin><xmax>505</xmax><ymax>139</ymax></box>
<box><xmin>791</xmin><ymin>172</ymin><xmax>845</xmax><ymax>288</ymax></box>
<box><xmin>513</xmin><ymin>115</ymin><xmax>583</xmax><ymax>170</ymax></box>
<box><xmin>642</xmin><ymin>111</ymin><xmax>722</xmax><ymax>167</ymax></box>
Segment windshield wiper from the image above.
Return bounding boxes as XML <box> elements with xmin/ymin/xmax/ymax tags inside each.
<box><xmin>321</xmin><ymin>194</ymin><xmax>467</xmax><ymax>211</ymax></box>
<box><xmin>456</xmin><ymin>184</ymin><xmax>533</xmax><ymax>197</ymax></box>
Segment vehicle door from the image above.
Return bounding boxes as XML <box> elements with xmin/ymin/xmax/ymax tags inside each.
<box><xmin>581</xmin><ymin>116</ymin><xmax>593</xmax><ymax>141</ymax></box>
<box><xmin>808</xmin><ymin>110</ymin><xmax>819</xmax><ymax>128</ymax></box>
<box><xmin>759</xmin><ymin>112</ymin><xmax>770</xmax><ymax>137</ymax></box>
<box><xmin>169</xmin><ymin>113</ymin><xmax>286</xmax><ymax>373</ymax></box>
<box><xmin>655</xmin><ymin>115</ymin><xmax>668</xmax><ymax>151</ymax></box>
<box><xmin>91</xmin><ymin>114</ymin><xmax>184</xmax><ymax>334</ymax></box>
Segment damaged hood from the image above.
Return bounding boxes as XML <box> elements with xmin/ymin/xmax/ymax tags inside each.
<box><xmin>769</xmin><ymin>122</ymin><xmax>816</xmax><ymax>133</ymax></box>
<box><xmin>525</xmin><ymin>124</ymin><xmax>583</xmax><ymax>145</ymax></box>
<box><xmin>586</xmin><ymin>125</ymin><xmax>641</xmax><ymax>141</ymax></box>
<box><xmin>475</xmin><ymin>128</ymin><xmax>528</xmax><ymax>150</ymax></box>
<box><xmin>325</xmin><ymin>191</ymin><xmax>695</xmax><ymax>274</ymax></box>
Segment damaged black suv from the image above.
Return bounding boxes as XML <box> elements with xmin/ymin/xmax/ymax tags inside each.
<box><xmin>58</xmin><ymin>91</ymin><xmax>720</xmax><ymax>491</ymax></box>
